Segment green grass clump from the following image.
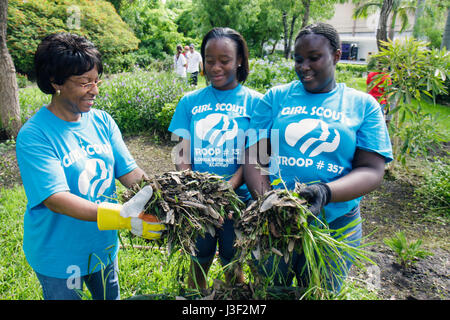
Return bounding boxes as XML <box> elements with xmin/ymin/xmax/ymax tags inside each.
<box><xmin>383</xmin><ymin>231</ymin><xmax>433</xmax><ymax>268</ymax></box>
<box><xmin>0</xmin><ymin>186</ymin><xmax>41</xmax><ymax>299</ymax></box>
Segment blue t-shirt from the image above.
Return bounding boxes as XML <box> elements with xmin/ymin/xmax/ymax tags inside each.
<box><xmin>248</xmin><ymin>81</ymin><xmax>393</xmax><ymax>222</ymax></box>
<box><xmin>168</xmin><ymin>84</ymin><xmax>263</xmax><ymax>202</ymax></box>
<box><xmin>16</xmin><ymin>107</ymin><xmax>137</xmax><ymax>278</ymax></box>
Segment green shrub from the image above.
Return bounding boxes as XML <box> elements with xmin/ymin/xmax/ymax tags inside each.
<box><xmin>7</xmin><ymin>0</ymin><xmax>139</xmax><ymax>77</ymax></box>
<box><xmin>415</xmin><ymin>157</ymin><xmax>450</xmax><ymax>217</ymax></box>
<box><xmin>103</xmin><ymin>50</ymin><xmax>174</xmax><ymax>74</ymax></box>
<box><xmin>336</xmin><ymin>63</ymin><xmax>367</xmax><ymax>77</ymax></box>
<box><xmin>374</xmin><ymin>38</ymin><xmax>448</xmax><ymax>108</ymax></box>
<box><xmin>119</xmin><ymin>0</ymin><xmax>189</xmax><ymax>59</ymax></box>
<box><xmin>18</xmin><ymin>86</ymin><xmax>50</xmax><ymax>124</ymax></box>
<box><xmin>15</xmin><ymin>73</ymin><xmax>30</xmax><ymax>88</ymax></box>
<box><xmin>391</xmin><ymin>107</ymin><xmax>447</xmax><ymax>165</ymax></box>
<box><xmin>102</xmin><ymin>52</ymin><xmax>138</xmax><ymax>74</ymax></box>
<box><xmin>95</xmin><ymin>69</ymin><xmax>189</xmax><ymax>136</ymax></box>
<box><xmin>154</xmin><ymin>102</ymin><xmax>177</xmax><ymax>137</ymax></box>
<box><xmin>246</xmin><ymin>58</ymin><xmax>296</xmax><ymax>92</ymax></box>
<box><xmin>373</xmin><ymin>39</ymin><xmax>449</xmax><ymax>168</ymax></box>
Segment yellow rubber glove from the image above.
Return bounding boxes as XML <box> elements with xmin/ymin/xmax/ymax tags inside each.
<box><xmin>97</xmin><ymin>185</ymin><xmax>165</xmax><ymax>240</ymax></box>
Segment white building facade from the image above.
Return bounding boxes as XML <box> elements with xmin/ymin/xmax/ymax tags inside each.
<box><xmin>325</xmin><ymin>3</ymin><xmax>414</xmax><ymax>62</ymax></box>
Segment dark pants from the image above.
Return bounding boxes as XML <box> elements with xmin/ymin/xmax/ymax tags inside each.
<box><xmin>35</xmin><ymin>258</ymin><xmax>120</xmax><ymax>300</ymax></box>
<box><xmin>193</xmin><ymin>218</ymin><xmax>237</xmax><ymax>267</ymax></box>
<box><xmin>189</xmin><ymin>71</ymin><xmax>199</xmax><ymax>86</ymax></box>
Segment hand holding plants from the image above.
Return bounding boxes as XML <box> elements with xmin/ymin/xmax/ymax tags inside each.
<box><xmin>296</xmin><ymin>183</ymin><xmax>331</xmax><ymax>217</ymax></box>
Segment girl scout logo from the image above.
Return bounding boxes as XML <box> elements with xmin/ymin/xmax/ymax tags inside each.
<box><xmin>78</xmin><ymin>158</ymin><xmax>113</xmax><ymax>199</ymax></box>
<box><xmin>285</xmin><ymin>119</ymin><xmax>340</xmax><ymax>157</ymax></box>
<box><xmin>195</xmin><ymin>113</ymin><xmax>238</xmax><ymax>147</ymax></box>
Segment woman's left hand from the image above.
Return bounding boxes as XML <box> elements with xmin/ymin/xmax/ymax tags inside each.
<box><xmin>297</xmin><ymin>183</ymin><xmax>331</xmax><ymax>217</ymax></box>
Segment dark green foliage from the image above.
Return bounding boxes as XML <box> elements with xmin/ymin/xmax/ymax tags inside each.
<box><xmin>7</xmin><ymin>0</ymin><xmax>139</xmax><ymax>77</ymax></box>
<box><xmin>119</xmin><ymin>0</ymin><xmax>194</xmax><ymax>59</ymax></box>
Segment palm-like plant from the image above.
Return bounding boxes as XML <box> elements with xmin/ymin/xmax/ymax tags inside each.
<box><xmin>352</xmin><ymin>0</ymin><xmax>416</xmax><ymax>48</ymax></box>
<box><xmin>383</xmin><ymin>232</ymin><xmax>433</xmax><ymax>268</ymax></box>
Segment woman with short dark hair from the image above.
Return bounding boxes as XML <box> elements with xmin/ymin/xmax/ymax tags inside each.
<box><xmin>16</xmin><ymin>33</ymin><xmax>163</xmax><ymax>300</ymax></box>
<box><xmin>34</xmin><ymin>33</ymin><xmax>103</xmax><ymax>95</ymax></box>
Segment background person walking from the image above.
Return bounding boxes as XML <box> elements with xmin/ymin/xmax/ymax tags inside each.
<box><xmin>187</xmin><ymin>44</ymin><xmax>203</xmax><ymax>87</ymax></box>
<box><xmin>174</xmin><ymin>44</ymin><xmax>187</xmax><ymax>79</ymax></box>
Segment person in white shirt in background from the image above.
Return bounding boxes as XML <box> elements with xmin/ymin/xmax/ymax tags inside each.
<box><xmin>186</xmin><ymin>44</ymin><xmax>203</xmax><ymax>86</ymax></box>
<box><xmin>174</xmin><ymin>44</ymin><xmax>187</xmax><ymax>79</ymax></box>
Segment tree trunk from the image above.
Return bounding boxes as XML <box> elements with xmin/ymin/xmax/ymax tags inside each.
<box><xmin>442</xmin><ymin>8</ymin><xmax>450</xmax><ymax>50</ymax></box>
<box><xmin>282</xmin><ymin>11</ymin><xmax>289</xmax><ymax>59</ymax></box>
<box><xmin>376</xmin><ymin>0</ymin><xmax>394</xmax><ymax>51</ymax></box>
<box><xmin>260</xmin><ymin>39</ymin><xmax>266</xmax><ymax>57</ymax></box>
<box><xmin>301</xmin><ymin>0</ymin><xmax>310</xmax><ymax>29</ymax></box>
<box><xmin>413</xmin><ymin>0</ymin><xmax>425</xmax><ymax>39</ymax></box>
<box><xmin>0</xmin><ymin>0</ymin><xmax>21</xmax><ymax>139</ymax></box>
<box><xmin>271</xmin><ymin>39</ymin><xmax>278</xmax><ymax>55</ymax></box>
<box><xmin>282</xmin><ymin>10</ymin><xmax>298</xmax><ymax>60</ymax></box>
<box><xmin>388</xmin><ymin>10</ymin><xmax>396</xmax><ymax>40</ymax></box>
<box><xmin>286</xmin><ymin>15</ymin><xmax>297</xmax><ymax>59</ymax></box>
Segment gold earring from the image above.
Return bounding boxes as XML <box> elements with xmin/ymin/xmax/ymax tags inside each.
<box><xmin>56</xmin><ymin>89</ymin><xmax>61</xmax><ymax>96</ymax></box>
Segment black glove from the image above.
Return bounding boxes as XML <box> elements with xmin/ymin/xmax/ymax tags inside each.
<box><xmin>297</xmin><ymin>183</ymin><xmax>331</xmax><ymax>217</ymax></box>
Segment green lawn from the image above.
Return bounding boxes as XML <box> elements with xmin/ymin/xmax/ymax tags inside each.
<box><xmin>0</xmin><ymin>183</ymin><xmax>379</xmax><ymax>300</ymax></box>
<box><xmin>410</xmin><ymin>99</ymin><xmax>450</xmax><ymax>140</ymax></box>
<box><xmin>0</xmin><ymin>184</ymin><xmax>229</xmax><ymax>300</ymax></box>
<box><xmin>346</xmin><ymin>77</ymin><xmax>449</xmax><ymax>139</ymax></box>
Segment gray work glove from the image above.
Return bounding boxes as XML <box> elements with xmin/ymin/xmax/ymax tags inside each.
<box><xmin>298</xmin><ymin>183</ymin><xmax>331</xmax><ymax>217</ymax></box>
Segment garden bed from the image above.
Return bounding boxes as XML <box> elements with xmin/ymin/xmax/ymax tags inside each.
<box><xmin>120</xmin><ymin>136</ymin><xmax>450</xmax><ymax>300</ymax></box>
<box><xmin>0</xmin><ymin>135</ymin><xmax>448</xmax><ymax>300</ymax></box>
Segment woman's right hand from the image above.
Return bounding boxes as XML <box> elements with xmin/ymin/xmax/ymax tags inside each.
<box><xmin>97</xmin><ymin>185</ymin><xmax>165</xmax><ymax>240</ymax></box>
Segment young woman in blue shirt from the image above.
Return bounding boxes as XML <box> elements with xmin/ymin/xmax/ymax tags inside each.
<box><xmin>244</xmin><ymin>23</ymin><xmax>393</xmax><ymax>292</ymax></box>
<box><xmin>169</xmin><ymin>27</ymin><xmax>262</xmax><ymax>289</ymax></box>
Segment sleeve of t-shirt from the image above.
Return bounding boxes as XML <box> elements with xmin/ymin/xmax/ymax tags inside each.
<box><xmin>356</xmin><ymin>95</ymin><xmax>394</xmax><ymax>163</ymax></box>
<box><xmin>104</xmin><ymin>112</ymin><xmax>138</xmax><ymax>178</ymax></box>
<box><xmin>246</xmin><ymin>89</ymin><xmax>275</xmax><ymax>148</ymax></box>
<box><xmin>16</xmin><ymin>125</ymin><xmax>69</xmax><ymax>209</ymax></box>
<box><xmin>168</xmin><ymin>96</ymin><xmax>192</xmax><ymax>140</ymax></box>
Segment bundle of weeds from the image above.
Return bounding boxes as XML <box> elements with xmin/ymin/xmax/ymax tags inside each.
<box><xmin>121</xmin><ymin>170</ymin><xmax>244</xmax><ymax>257</ymax></box>
<box><xmin>234</xmin><ymin>183</ymin><xmax>374</xmax><ymax>299</ymax></box>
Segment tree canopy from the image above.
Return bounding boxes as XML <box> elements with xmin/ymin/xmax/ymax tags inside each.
<box><xmin>7</xmin><ymin>0</ymin><xmax>139</xmax><ymax>77</ymax></box>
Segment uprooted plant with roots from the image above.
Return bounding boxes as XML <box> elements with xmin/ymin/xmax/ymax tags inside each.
<box><xmin>120</xmin><ymin>169</ymin><xmax>244</xmax><ymax>257</ymax></box>
<box><xmin>121</xmin><ymin>172</ymin><xmax>374</xmax><ymax>299</ymax></box>
<box><xmin>234</xmin><ymin>182</ymin><xmax>375</xmax><ymax>299</ymax></box>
